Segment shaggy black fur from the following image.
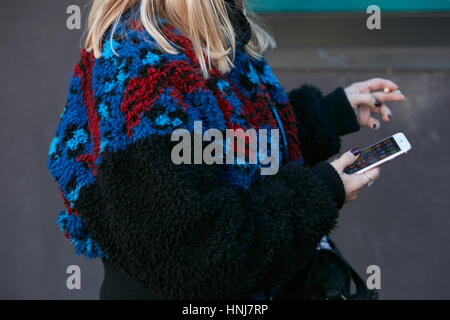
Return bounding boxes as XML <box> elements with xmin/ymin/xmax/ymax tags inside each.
<box><xmin>75</xmin><ymin>133</ymin><xmax>340</xmax><ymax>299</ymax></box>
<box><xmin>225</xmin><ymin>0</ymin><xmax>252</xmax><ymax>46</ymax></box>
<box><xmin>288</xmin><ymin>85</ymin><xmax>360</xmax><ymax>166</ymax></box>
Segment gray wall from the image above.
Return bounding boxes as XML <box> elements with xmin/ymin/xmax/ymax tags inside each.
<box><xmin>1</xmin><ymin>1</ymin><xmax>449</xmax><ymax>299</ymax></box>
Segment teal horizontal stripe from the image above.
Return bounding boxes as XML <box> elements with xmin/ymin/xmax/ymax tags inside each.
<box><xmin>249</xmin><ymin>0</ymin><xmax>450</xmax><ymax>12</ymax></box>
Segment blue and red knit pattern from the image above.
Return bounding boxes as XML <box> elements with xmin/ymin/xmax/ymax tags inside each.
<box><xmin>48</xmin><ymin>17</ymin><xmax>303</xmax><ymax>259</ymax></box>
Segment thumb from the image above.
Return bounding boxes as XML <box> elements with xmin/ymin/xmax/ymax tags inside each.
<box><xmin>335</xmin><ymin>150</ymin><xmax>360</xmax><ymax>171</ymax></box>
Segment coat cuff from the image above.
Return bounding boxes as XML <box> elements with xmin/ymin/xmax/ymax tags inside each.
<box><xmin>320</xmin><ymin>87</ymin><xmax>360</xmax><ymax>137</ymax></box>
<box><xmin>311</xmin><ymin>162</ymin><xmax>345</xmax><ymax>209</ymax></box>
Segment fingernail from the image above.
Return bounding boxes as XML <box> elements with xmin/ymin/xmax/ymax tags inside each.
<box><xmin>388</xmin><ymin>114</ymin><xmax>392</xmax><ymax>119</ymax></box>
<box><xmin>393</xmin><ymin>89</ymin><xmax>402</xmax><ymax>95</ymax></box>
<box><xmin>373</xmin><ymin>123</ymin><xmax>377</xmax><ymax>129</ymax></box>
<box><xmin>375</xmin><ymin>100</ymin><xmax>382</xmax><ymax>107</ymax></box>
<box><xmin>351</xmin><ymin>148</ymin><xmax>361</xmax><ymax>156</ymax></box>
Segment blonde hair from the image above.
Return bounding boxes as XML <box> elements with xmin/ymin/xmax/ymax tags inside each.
<box><xmin>85</xmin><ymin>0</ymin><xmax>276</xmax><ymax>78</ymax></box>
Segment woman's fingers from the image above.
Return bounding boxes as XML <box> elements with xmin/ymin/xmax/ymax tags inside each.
<box><xmin>332</xmin><ymin>152</ymin><xmax>382</xmax><ymax>203</ymax></box>
<box><xmin>379</xmin><ymin>104</ymin><xmax>392</xmax><ymax>122</ymax></box>
<box><xmin>371</xmin><ymin>91</ymin><xmax>405</xmax><ymax>103</ymax></box>
<box><xmin>352</xmin><ymin>167</ymin><xmax>381</xmax><ymax>190</ymax></box>
<box><xmin>333</xmin><ymin>151</ymin><xmax>359</xmax><ymax>172</ymax></box>
<box><xmin>350</xmin><ymin>92</ymin><xmax>399</xmax><ymax>110</ymax></box>
<box><xmin>358</xmin><ymin>167</ymin><xmax>381</xmax><ymax>186</ymax></box>
<box><xmin>350</xmin><ymin>92</ymin><xmax>395</xmax><ymax>126</ymax></box>
<box><xmin>365</xmin><ymin>167</ymin><xmax>381</xmax><ymax>181</ymax></box>
<box><xmin>348</xmin><ymin>93</ymin><xmax>376</xmax><ymax>107</ymax></box>
<box><xmin>360</xmin><ymin>78</ymin><xmax>399</xmax><ymax>93</ymax></box>
<box><xmin>347</xmin><ymin>79</ymin><xmax>405</xmax><ymax>130</ymax></box>
<box><xmin>370</xmin><ymin>103</ymin><xmax>392</xmax><ymax>121</ymax></box>
<box><xmin>357</xmin><ymin>105</ymin><xmax>380</xmax><ymax>129</ymax></box>
<box><xmin>367</xmin><ymin>117</ymin><xmax>381</xmax><ymax>130</ymax></box>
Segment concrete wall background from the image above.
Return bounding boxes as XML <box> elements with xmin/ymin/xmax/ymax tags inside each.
<box><xmin>1</xmin><ymin>1</ymin><xmax>449</xmax><ymax>299</ymax></box>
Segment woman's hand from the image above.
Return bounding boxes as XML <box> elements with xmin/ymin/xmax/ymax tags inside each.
<box><xmin>331</xmin><ymin>150</ymin><xmax>381</xmax><ymax>203</ymax></box>
<box><xmin>344</xmin><ymin>78</ymin><xmax>406</xmax><ymax>130</ymax></box>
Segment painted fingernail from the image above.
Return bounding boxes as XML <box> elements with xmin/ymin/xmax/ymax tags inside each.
<box><xmin>388</xmin><ymin>114</ymin><xmax>392</xmax><ymax>119</ymax></box>
<box><xmin>373</xmin><ymin>123</ymin><xmax>377</xmax><ymax>129</ymax></box>
<box><xmin>351</xmin><ymin>148</ymin><xmax>361</xmax><ymax>156</ymax></box>
<box><xmin>375</xmin><ymin>100</ymin><xmax>382</xmax><ymax>107</ymax></box>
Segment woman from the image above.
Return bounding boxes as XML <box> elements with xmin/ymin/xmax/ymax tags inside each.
<box><xmin>48</xmin><ymin>0</ymin><xmax>405</xmax><ymax>299</ymax></box>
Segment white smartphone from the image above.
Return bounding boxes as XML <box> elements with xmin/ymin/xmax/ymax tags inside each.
<box><xmin>344</xmin><ymin>132</ymin><xmax>412</xmax><ymax>175</ymax></box>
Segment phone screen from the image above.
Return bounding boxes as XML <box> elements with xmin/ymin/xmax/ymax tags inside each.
<box><xmin>344</xmin><ymin>137</ymin><xmax>401</xmax><ymax>174</ymax></box>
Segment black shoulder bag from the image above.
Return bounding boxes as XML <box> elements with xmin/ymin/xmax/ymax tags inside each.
<box><xmin>298</xmin><ymin>238</ymin><xmax>379</xmax><ymax>300</ymax></box>
<box><xmin>273</xmin><ymin>238</ymin><xmax>378</xmax><ymax>300</ymax></box>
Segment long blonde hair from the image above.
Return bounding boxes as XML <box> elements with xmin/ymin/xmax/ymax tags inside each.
<box><xmin>85</xmin><ymin>0</ymin><xmax>276</xmax><ymax>78</ymax></box>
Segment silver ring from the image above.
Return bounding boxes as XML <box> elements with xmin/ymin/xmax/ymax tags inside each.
<box><xmin>363</xmin><ymin>172</ymin><xmax>374</xmax><ymax>187</ymax></box>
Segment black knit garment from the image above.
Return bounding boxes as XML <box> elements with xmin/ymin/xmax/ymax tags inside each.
<box><xmin>225</xmin><ymin>0</ymin><xmax>252</xmax><ymax>45</ymax></box>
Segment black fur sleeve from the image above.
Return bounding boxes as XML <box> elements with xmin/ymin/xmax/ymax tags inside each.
<box><xmin>288</xmin><ymin>85</ymin><xmax>360</xmax><ymax>166</ymax></box>
<box><xmin>75</xmin><ymin>133</ymin><xmax>340</xmax><ymax>299</ymax></box>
